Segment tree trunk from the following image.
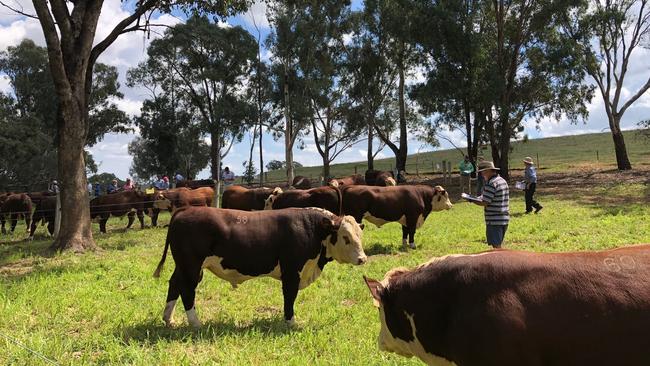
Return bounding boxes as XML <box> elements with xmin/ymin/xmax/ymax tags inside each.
<box><xmin>51</xmin><ymin>106</ymin><xmax>96</xmax><ymax>252</ymax></box>
<box><xmin>211</xmin><ymin>131</ymin><xmax>222</xmax><ymax>181</ymax></box>
<box><xmin>396</xmin><ymin>60</ymin><xmax>408</xmax><ymax>173</ymax></box>
<box><xmin>259</xmin><ymin>124</ymin><xmax>264</xmax><ymax>186</ymax></box>
<box><xmin>497</xmin><ymin>125</ymin><xmax>510</xmax><ymax>181</ymax></box>
<box><xmin>367</xmin><ymin>122</ymin><xmax>374</xmax><ymax>170</ymax></box>
<box><xmin>323</xmin><ymin>158</ymin><xmax>331</xmax><ymax>181</ymax></box>
<box><xmin>611</xmin><ymin>125</ymin><xmax>632</xmax><ymax>170</ymax></box>
<box><xmin>283</xmin><ymin>65</ymin><xmax>294</xmax><ymax>185</ymax></box>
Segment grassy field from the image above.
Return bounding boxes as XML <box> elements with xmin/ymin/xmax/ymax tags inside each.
<box><xmin>1</xmin><ymin>176</ymin><xmax>649</xmax><ymax>365</ymax></box>
<box><xmin>262</xmin><ymin>129</ymin><xmax>650</xmax><ymax>182</ymax></box>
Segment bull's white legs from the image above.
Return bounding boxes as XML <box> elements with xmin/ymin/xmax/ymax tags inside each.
<box><xmin>402</xmin><ymin>238</ymin><xmax>416</xmax><ymax>249</ymax></box>
<box><xmin>186</xmin><ymin>307</ymin><xmax>202</xmax><ymax>328</ymax></box>
<box><xmin>163</xmin><ymin>300</ymin><xmax>176</xmax><ymax>326</ymax></box>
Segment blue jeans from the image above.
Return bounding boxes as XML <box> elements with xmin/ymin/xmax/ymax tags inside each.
<box><xmin>486</xmin><ymin>224</ymin><xmax>508</xmax><ymax>248</ymax></box>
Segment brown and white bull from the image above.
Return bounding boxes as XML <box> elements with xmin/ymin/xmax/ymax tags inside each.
<box><xmin>265</xmin><ymin>186</ymin><xmax>342</xmax><ymax>215</ymax></box>
<box><xmin>365</xmin><ymin>169</ymin><xmax>396</xmax><ymax>186</ymax></box>
<box><xmin>328</xmin><ymin>174</ymin><xmax>366</xmax><ymax>188</ymax></box>
<box><xmin>90</xmin><ymin>190</ymin><xmax>152</xmax><ymax>233</ymax></box>
<box><xmin>342</xmin><ymin>185</ymin><xmax>451</xmax><ymax>249</ymax></box>
<box><xmin>222</xmin><ymin>186</ymin><xmax>276</xmax><ymax>211</ymax></box>
<box><xmin>365</xmin><ymin>245</ymin><xmax>650</xmax><ymax>366</ymax></box>
<box><xmin>153</xmin><ymin>186</ymin><xmax>214</xmax><ymax>212</ymax></box>
<box><xmin>29</xmin><ymin>195</ymin><xmax>56</xmax><ymax>239</ymax></box>
<box><xmin>0</xmin><ymin>193</ymin><xmax>32</xmax><ymax>234</ymax></box>
<box><xmin>153</xmin><ymin>207</ymin><xmax>366</xmax><ymax>327</ymax></box>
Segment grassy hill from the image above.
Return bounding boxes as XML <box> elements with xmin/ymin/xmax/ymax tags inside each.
<box><xmin>262</xmin><ymin>129</ymin><xmax>650</xmax><ymax>183</ymax></box>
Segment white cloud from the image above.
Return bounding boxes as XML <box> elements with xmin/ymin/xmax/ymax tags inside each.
<box><xmin>0</xmin><ymin>75</ymin><xmax>10</xmax><ymax>93</ymax></box>
<box><xmin>241</xmin><ymin>1</ymin><xmax>269</xmax><ymax>30</ymax></box>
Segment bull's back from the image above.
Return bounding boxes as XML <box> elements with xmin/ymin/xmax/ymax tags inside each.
<box><xmin>403</xmin><ymin>247</ymin><xmax>650</xmax><ymax>365</ymax></box>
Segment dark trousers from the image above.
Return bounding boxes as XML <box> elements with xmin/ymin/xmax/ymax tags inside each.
<box><xmin>525</xmin><ymin>183</ymin><xmax>541</xmax><ymax>212</ymax></box>
<box><xmin>486</xmin><ymin>224</ymin><xmax>508</xmax><ymax>248</ymax></box>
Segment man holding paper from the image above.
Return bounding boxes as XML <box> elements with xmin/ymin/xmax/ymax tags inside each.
<box><xmin>464</xmin><ymin>161</ymin><xmax>510</xmax><ymax>248</ymax></box>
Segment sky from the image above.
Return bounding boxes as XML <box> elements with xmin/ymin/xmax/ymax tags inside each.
<box><xmin>0</xmin><ymin>0</ymin><xmax>649</xmax><ymax>180</ymax></box>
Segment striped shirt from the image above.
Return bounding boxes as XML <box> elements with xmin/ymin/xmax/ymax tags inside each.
<box><xmin>481</xmin><ymin>175</ymin><xmax>510</xmax><ymax>225</ymax></box>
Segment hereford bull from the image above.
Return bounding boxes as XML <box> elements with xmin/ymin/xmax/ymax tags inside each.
<box><xmin>264</xmin><ymin>186</ymin><xmax>342</xmax><ymax>215</ymax></box>
<box><xmin>175</xmin><ymin>179</ymin><xmax>214</xmax><ymax>189</ymax></box>
<box><xmin>0</xmin><ymin>193</ymin><xmax>32</xmax><ymax>234</ymax></box>
<box><xmin>342</xmin><ymin>185</ymin><xmax>451</xmax><ymax>249</ymax></box>
<box><xmin>29</xmin><ymin>195</ymin><xmax>56</xmax><ymax>239</ymax></box>
<box><xmin>365</xmin><ymin>244</ymin><xmax>650</xmax><ymax>366</ymax></box>
<box><xmin>153</xmin><ymin>187</ymin><xmax>214</xmax><ymax>212</ymax></box>
<box><xmin>153</xmin><ymin>207</ymin><xmax>366</xmax><ymax>327</ymax></box>
<box><xmin>365</xmin><ymin>169</ymin><xmax>396</xmax><ymax>186</ymax></box>
<box><xmin>292</xmin><ymin>176</ymin><xmax>312</xmax><ymax>189</ymax></box>
<box><xmin>222</xmin><ymin>186</ymin><xmax>276</xmax><ymax>211</ymax></box>
<box><xmin>90</xmin><ymin>190</ymin><xmax>151</xmax><ymax>233</ymax></box>
<box><xmin>328</xmin><ymin>174</ymin><xmax>366</xmax><ymax>188</ymax></box>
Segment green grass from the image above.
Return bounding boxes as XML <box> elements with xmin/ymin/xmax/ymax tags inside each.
<box><xmin>262</xmin><ymin>129</ymin><xmax>650</xmax><ymax>182</ymax></box>
<box><xmin>1</xmin><ymin>181</ymin><xmax>649</xmax><ymax>365</ymax></box>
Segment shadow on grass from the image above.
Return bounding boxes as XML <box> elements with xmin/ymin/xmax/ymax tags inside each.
<box><xmin>118</xmin><ymin>316</ymin><xmax>294</xmax><ymax>344</ymax></box>
<box><xmin>364</xmin><ymin>242</ymin><xmax>405</xmax><ymax>256</ymax></box>
<box><xmin>0</xmin><ymin>237</ymin><xmax>56</xmax><ymax>267</ymax></box>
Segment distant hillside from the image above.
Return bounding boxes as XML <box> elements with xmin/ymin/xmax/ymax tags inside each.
<box><xmin>261</xmin><ymin>129</ymin><xmax>650</xmax><ymax>183</ymax></box>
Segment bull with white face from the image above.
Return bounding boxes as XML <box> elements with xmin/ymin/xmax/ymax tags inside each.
<box><xmin>341</xmin><ymin>185</ymin><xmax>452</xmax><ymax>249</ymax></box>
<box><xmin>154</xmin><ymin>206</ymin><xmax>366</xmax><ymax>328</ymax></box>
<box><xmin>365</xmin><ymin>245</ymin><xmax>650</xmax><ymax>366</ymax></box>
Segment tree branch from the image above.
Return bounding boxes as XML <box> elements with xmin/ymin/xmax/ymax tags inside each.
<box><xmin>0</xmin><ymin>1</ymin><xmax>38</xmax><ymax>19</ymax></box>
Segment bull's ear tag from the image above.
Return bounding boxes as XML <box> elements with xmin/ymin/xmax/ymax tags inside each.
<box><xmin>363</xmin><ymin>276</ymin><xmax>383</xmax><ymax>307</ymax></box>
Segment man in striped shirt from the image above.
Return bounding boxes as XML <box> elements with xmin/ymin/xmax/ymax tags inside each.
<box><xmin>473</xmin><ymin>161</ymin><xmax>510</xmax><ymax>248</ymax></box>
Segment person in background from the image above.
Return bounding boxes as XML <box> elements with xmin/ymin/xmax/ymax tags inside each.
<box><xmin>94</xmin><ymin>183</ymin><xmax>102</xmax><ymax>197</ymax></box>
<box><xmin>222</xmin><ymin>167</ymin><xmax>235</xmax><ymax>187</ymax></box>
<box><xmin>123</xmin><ymin>178</ymin><xmax>135</xmax><ymax>191</ymax></box>
<box><xmin>87</xmin><ymin>182</ymin><xmax>93</xmax><ymax>196</ymax></box>
<box><xmin>475</xmin><ymin>156</ymin><xmax>485</xmax><ymax>195</ymax></box>
<box><xmin>472</xmin><ymin>161</ymin><xmax>510</xmax><ymax>248</ymax></box>
<box><xmin>107</xmin><ymin>179</ymin><xmax>119</xmax><ymax>194</ymax></box>
<box><xmin>175</xmin><ymin>172</ymin><xmax>184</xmax><ymax>184</ymax></box>
<box><xmin>48</xmin><ymin>179</ymin><xmax>59</xmax><ymax>194</ymax></box>
<box><xmin>161</xmin><ymin>176</ymin><xmax>170</xmax><ymax>190</ymax></box>
<box><xmin>459</xmin><ymin>155</ymin><xmax>475</xmax><ymax>193</ymax></box>
<box><xmin>523</xmin><ymin>157</ymin><xmax>543</xmax><ymax>214</ymax></box>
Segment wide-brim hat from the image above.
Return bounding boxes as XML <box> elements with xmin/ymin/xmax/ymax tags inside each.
<box><xmin>523</xmin><ymin>157</ymin><xmax>535</xmax><ymax>165</ymax></box>
<box><xmin>477</xmin><ymin>161</ymin><xmax>500</xmax><ymax>172</ymax></box>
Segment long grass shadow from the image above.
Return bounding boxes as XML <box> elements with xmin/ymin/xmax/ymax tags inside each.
<box><xmin>0</xmin><ymin>237</ymin><xmax>56</xmax><ymax>267</ymax></box>
<box><xmin>364</xmin><ymin>242</ymin><xmax>404</xmax><ymax>256</ymax></box>
<box><xmin>118</xmin><ymin>316</ymin><xmax>294</xmax><ymax>344</ymax></box>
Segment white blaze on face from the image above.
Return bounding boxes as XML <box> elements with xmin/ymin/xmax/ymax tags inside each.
<box><xmin>328</xmin><ymin>180</ymin><xmax>339</xmax><ymax>188</ymax></box>
<box><xmin>324</xmin><ymin>215</ymin><xmax>367</xmax><ymax>265</ymax></box>
<box><xmin>386</xmin><ymin>177</ymin><xmax>397</xmax><ymax>186</ymax></box>
<box><xmin>154</xmin><ymin>192</ymin><xmax>172</xmax><ymax>210</ymax></box>
<box><xmin>431</xmin><ymin>186</ymin><xmax>452</xmax><ymax>211</ymax></box>
<box><xmin>264</xmin><ymin>187</ymin><xmax>283</xmax><ymax>210</ymax></box>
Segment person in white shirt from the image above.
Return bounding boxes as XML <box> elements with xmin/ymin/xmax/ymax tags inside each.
<box><xmin>222</xmin><ymin>167</ymin><xmax>235</xmax><ymax>186</ymax></box>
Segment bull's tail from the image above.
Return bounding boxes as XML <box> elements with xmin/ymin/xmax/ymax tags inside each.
<box><xmin>153</xmin><ymin>231</ymin><xmax>171</xmax><ymax>278</ymax></box>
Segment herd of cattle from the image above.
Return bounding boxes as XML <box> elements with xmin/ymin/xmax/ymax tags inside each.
<box><xmin>3</xmin><ymin>168</ymin><xmax>650</xmax><ymax>365</ymax></box>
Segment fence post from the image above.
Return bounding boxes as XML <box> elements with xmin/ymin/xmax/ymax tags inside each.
<box><xmin>596</xmin><ymin>150</ymin><xmax>599</xmax><ymax>161</ymax></box>
<box><xmin>53</xmin><ymin>192</ymin><xmax>61</xmax><ymax>238</ymax></box>
<box><xmin>354</xmin><ymin>165</ymin><xmax>357</xmax><ymax>174</ymax></box>
<box><xmin>447</xmin><ymin>161</ymin><xmax>452</xmax><ymax>187</ymax></box>
<box><xmin>536</xmin><ymin>153</ymin><xmax>540</xmax><ymax>169</ymax></box>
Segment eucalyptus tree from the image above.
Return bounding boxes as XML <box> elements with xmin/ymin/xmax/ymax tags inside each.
<box><xmin>0</xmin><ymin>39</ymin><xmax>127</xmax><ymax>191</ymax></box>
<box><xmin>143</xmin><ymin>16</ymin><xmax>258</xmax><ymax>180</ymax></box>
<box><xmin>410</xmin><ymin>0</ymin><xmax>491</xmax><ymax>166</ymax></box>
<box><xmin>266</xmin><ymin>1</ymin><xmax>312</xmax><ymax>184</ymax></box>
<box><xmin>565</xmin><ymin>0</ymin><xmax>650</xmax><ymax>170</ymax></box>
<box><xmin>0</xmin><ymin>0</ymin><xmax>250</xmax><ymax>251</ymax></box>
<box><xmin>346</xmin><ymin>6</ymin><xmax>397</xmax><ymax>170</ymax></box>
<box><xmin>361</xmin><ymin>0</ymin><xmax>423</xmax><ymax>173</ymax></box>
<box><xmin>290</xmin><ymin>0</ymin><xmax>364</xmax><ymax>179</ymax></box>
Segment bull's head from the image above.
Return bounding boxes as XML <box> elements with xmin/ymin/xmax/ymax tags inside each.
<box><xmin>153</xmin><ymin>191</ymin><xmax>172</xmax><ymax>211</ymax></box>
<box><xmin>385</xmin><ymin>177</ymin><xmax>397</xmax><ymax>186</ymax></box>
<box><xmin>263</xmin><ymin>187</ymin><xmax>283</xmax><ymax>210</ymax></box>
<box><xmin>364</xmin><ymin>269</ymin><xmax>421</xmax><ymax>360</ymax></box>
<box><xmin>431</xmin><ymin>186</ymin><xmax>452</xmax><ymax>211</ymax></box>
<box><xmin>321</xmin><ymin>216</ymin><xmax>367</xmax><ymax>265</ymax></box>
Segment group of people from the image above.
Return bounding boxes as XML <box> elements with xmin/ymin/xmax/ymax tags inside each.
<box><xmin>460</xmin><ymin>156</ymin><xmax>543</xmax><ymax>249</ymax></box>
